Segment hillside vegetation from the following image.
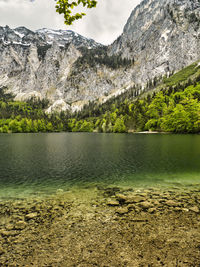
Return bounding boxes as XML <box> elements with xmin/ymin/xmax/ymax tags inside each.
<box><xmin>68</xmin><ymin>61</ymin><xmax>200</xmax><ymax>133</ymax></box>
<box><xmin>0</xmin><ymin>61</ymin><xmax>200</xmax><ymax>134</ymax></box>
<box><xmin>0</xmin><ymin>92</ymin><xmax>69</xmax><ymax>133</ymax></box>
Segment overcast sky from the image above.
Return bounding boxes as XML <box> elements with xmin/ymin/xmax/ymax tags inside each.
<box><xmin>0</xmin><ymin>0</ymin><xmax>141</xmax><ymax>45</ymax></box>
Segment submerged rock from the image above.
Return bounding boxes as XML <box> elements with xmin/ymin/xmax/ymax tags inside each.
<box><xmin>139</xmin><ymin>201</ymin><xmax>153</xmax><ymax>210</ymax></box>
<box><xmin>15</xmin><ymin>221</ymin><xmax>27</xmax><ymax>230</ymax></box>
<box><xmin>165</xmin><ymin>200</ymin><xmax>180</xmax><ymax>207</ymax></box>
<box><xmin>103</xmin><ymin>187</ymin><xmax>121</xmax><ymax>197</ymax></box>
<box><xmin>107</xmin><ymin>200</ymin><xmax>120</xmax><ymax>206</ymax></box>
<box><xmin>25</xmin><ymin>212</ymin><xmax>38</xmax><ymax>220</ymax></box>
<box><xmin>148</xmin><ymin>208</ymin><xmax>157</xmax><ymax>214</ymax></box>
<box><xmin>124</xmin><ymin>196</ymin><xmax>145</xmax><ymax>204</ymax></box>
<box><xmin>189</xmin><ymin>206</ymin><xmax>200</xmax><ymax>213</ymax></box>
<box><xmin>0</xmin><ymin>230</ymin><xmax>17</xmax><ymax>237</ymax></box>
<box><xmin>0</xmin><ymin>246</ymin><xmax>5</xmax><ymax>255</ymax></box>
<box><xmin>116</xmin><ymin>207</ymin><xmax>129</xmax><ymax>215</ymax></box>
<box><xmin>115</xmin><ymin>194</ymin><xmax>128</xmax><ymax>204</ymax></box>
<box><xmin>56</xmin><ymin>189</ymin><xmax>64</xmax><ymax>194</ymax></box>
<box><xmin>5</xmin><ymin>224</ymin><xmax>14</xmax><ymax>231</ymax></box>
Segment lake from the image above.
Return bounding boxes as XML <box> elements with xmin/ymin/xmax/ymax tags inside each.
<box><xmin>0</xmin><ymin>133</ymin><xmax>200</xmax><ymax>199</ymax></box>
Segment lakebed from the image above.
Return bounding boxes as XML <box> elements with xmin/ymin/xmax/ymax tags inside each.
<box><xmin>0</xmin><ymin>133</ymin><xmax>200</xmax><ymax>265</ymax></box>
<box><xmin>0</xmin><ymin>184</ymin><xmax>200</xmax><ymax>266</ymax></box>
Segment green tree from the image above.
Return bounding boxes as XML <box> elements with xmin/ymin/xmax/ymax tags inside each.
<box><xmin>56</xmin><ymin>0</ymin><xmax>97</xmax><ymax>25</ymax></box>
<box><xmin>113</xmin><ymin>117</ymin><xmax>127</xmax><ymax>133</ymax></box>
<box><xmin>72</xmin><ymin>120</ymin><xmax>83</xmax><ymax>132</ymax></box>
<box><xmin>9</xmin><ymin>120</ymin><xmax>22</xmax><ymax>133</ymax></box>
<box><xmin>160</xmin><ymin>104</ymin><xmax>191</xmax><ymax>133</ymax></box>
<box><xmin>79</xmin><ymin>120</ymin><xmax>93</xmax><ymax>132</ymax></box>
<box><xmin>57</xmin><ymin>122</ymin><xmax>64</xmax><ymax>132</ymax></box>
<box><xmin>20</xmin><ymin>119</ymin><xmax>29</xmax><ymax>133</ymax></box>
<box><xmin>46</xmin><ymin>122</ymin><xmax>54</xmax><ymax>132</ymax></box>
<box><xmin>32</xmin><ymin>120</ymin><xmax>39</xmax><ymax>133</ymax></box>
<box><xmin>2</xmin><ymin>125</ymin><xmax>9</xmax><ymax>133</ymax></box>
<box><xmin>38</xmin><ymin>119</ymin><xmax>46</xmax><ymax>132</ymax></box>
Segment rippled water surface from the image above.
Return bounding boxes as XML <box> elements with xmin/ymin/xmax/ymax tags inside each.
<box><xmin>0</xmin><ymin>133</ymin><xmax>200</xmax><ymax>198</ymax></box>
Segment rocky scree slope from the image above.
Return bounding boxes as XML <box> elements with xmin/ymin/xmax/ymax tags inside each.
<box><xmin>0</xmin><ymin>0</ymin><xmax>200</xmax><ymax>113</ymax></box>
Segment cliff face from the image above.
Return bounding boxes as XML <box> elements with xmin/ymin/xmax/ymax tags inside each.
<box><xmin>0</xmin><ymin>0</ymin><xmax>200</xmax><ymax>112</ymax></box>
<box><xmin>0</xmin><ymin>26</ymin><xmax>134</xmax><ymax>112</ymax></box>
<box><xmin>110</xmin><ymin>0</ymin><xmax>200</xmax><ymax>84</ymax></box>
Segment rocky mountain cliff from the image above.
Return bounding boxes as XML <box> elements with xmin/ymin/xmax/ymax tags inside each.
<box><xmin>110</xmin><ymin>0</ymin><xmax>200</xmax><ymax>85</ymax></box>
<box><xmin>0</xmin><ymin>0</ymin><xmax>200</xmax><ymax>113</ymax></box>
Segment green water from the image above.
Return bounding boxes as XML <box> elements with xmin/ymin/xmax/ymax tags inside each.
<box><xmin>0</xmin><ymin>133</ymin><xmax>200</xmax><ymax>199</ymax></box>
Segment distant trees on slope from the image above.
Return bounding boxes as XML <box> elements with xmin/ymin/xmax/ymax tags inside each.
<box><xmin>1</xmin><ymin>64</ymin><xmax>200</xmax><ymax>134</ymax></box>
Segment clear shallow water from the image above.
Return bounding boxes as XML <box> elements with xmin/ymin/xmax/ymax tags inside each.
<box><xmin>0</xmin><ymin>133</ymin><xmax>200</xmax><ymax>198</ymax></box>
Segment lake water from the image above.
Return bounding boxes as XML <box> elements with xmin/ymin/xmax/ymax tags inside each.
<box><xmin>0</xmin><ymin>133</ymin><xmax>200</xmax><ymax>199</ymax></box>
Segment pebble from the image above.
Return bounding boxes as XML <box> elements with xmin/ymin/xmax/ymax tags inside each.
<box><xmin>139</xmin><ymin>201</ymin><xmax>153</xmax><ymax>210</ymax></box>
<box><xmin>107</xmin><ymin>200</ymin><xmax>120</xmax><ymax>206</ymax></box>
<box><xmin>182</xmin><ymin>208</ymin><xmax>189</xmax><ymax>212</ymax></box>
<box><xmin>151</xmin><ymin>200</ymin><xmax>160</xmax><ymax>206</ymax></box>
<box><xmin>0</xmin><ymin>230</ymin><xmax>17</xmax><ymax>237</ymax></box>
<box><xmin>174</xmin><ymin>207</ymin><xmax>182</xmax><ymax>211</ymax></box>
<box><xmin>148</xmin><ymin>208</ymin><xmax>157</xmax><ymax>214</ymax></box>
<box><xmin>6</xmin><ymin>224</ymin><xmax>14</xmax><ymax>231</ymax></box>
<box><xmin>189</xmin><ymin>206</ymin><xmax>199</xmax><ymax>213</ymax></box>
<box><xmin>126</xmin><ymin>196</ymin><xmax>144</xmax><ymax>204</ymax></box>
<box><xmin>15</xmin><ymin>221</ymin><xmax>27</xmax><ymax>230</ymax></box>
<box><xmin>25</xmin><ymin>212</ymin><xmax>38</xmax><ymax>220</ymax></box>
<box><xmin>115</xmin><ymin>194</ymin><xmax>128</xmax><ymax>203</ymax></box>
<box><xmin>0</xmin><ymin>245</ymin><xmax>5</xmax><ymax>255</ymax></box>
<box><xmin>165</xmin><ymin>200</ymin><xmax>180</xmax><ymax>207</ymax></box>
<box><xmin>56</xmin><ymin>189</ymin><xmax>64</xmax><ymax>194</ymax></box>
<box><xmin>116</xmin><ymin>207</ymin><xmax>129</xmax><ymax>215</ymax></box>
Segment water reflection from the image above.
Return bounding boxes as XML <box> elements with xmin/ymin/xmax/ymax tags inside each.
<box><xmin>0</xmin><ymin>133</ymin><xmax>200</xmax><ymax>198</ymax></box>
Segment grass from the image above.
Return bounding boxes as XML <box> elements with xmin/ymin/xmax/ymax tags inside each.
<box><xmin>163</xmin><ymin>62</ymin><xmax>200</xmax><ymax>86</ymax></box>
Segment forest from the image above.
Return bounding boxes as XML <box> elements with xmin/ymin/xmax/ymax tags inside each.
<box><xmin>0</xmin><ymin>62</ymin><xmax>200</xmax><ymax>134</ymax></box>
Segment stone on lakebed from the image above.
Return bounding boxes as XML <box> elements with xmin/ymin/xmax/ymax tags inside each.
<box><xmin>25</xmin><ymin>212</ymin><xmax>38</xmax><ymax>220</ymax></box>
<box><xmin>107</xmin><ymin>200</ymin><xmax>120</xmax><ymax>206</ymax></box>
<box><xmin>139</xmin><ymin>201</ymin><xmax>153</xmax><ymax>210</ymax></box>
<box><xmin>15</xmin><ymin>221</ymin><xmax>27</xmax><ymax>230</ymax></box>
<box><xmin>189</xmin><ymin>206</ymin><xmax>199</xmax><ymax>213</ymax></box>
<box><xmin>116</xmin><ymin>207</ymin><xmax>129</xmax><ymax>215</ymax></box>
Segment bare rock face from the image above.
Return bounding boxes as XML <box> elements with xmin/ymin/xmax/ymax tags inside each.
<box><xmin>110</xmin><ymin>0</ymin><xmax>200</xmax><ymax>84</ymax></box>
<box><xmin>0</xmin><ymin>0</ymin><xmax>200</xmax><ymax>112</ymax></box>
<box><xmin>0</xmin><ymin>26</ymin><xmax>134</xmax><ymax>112</ymax></box>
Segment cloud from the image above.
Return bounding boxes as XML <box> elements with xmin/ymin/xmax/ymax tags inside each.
<box><xmin>0</xmin><ymin>0</ymin><xmax>141</xmax><ymax>44</ymax></box>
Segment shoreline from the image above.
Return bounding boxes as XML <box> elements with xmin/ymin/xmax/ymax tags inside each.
<box><xmin>1</xmin><ymin>131</ymin><xmax>200</xmax><ymax>135</ymax></box>
<box><xmin>0</xmin><ymin>185</ymin><xmax>200</xmax><ymax>266</ymax></box>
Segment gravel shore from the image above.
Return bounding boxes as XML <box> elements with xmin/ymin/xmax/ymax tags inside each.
<box><xmin>0</xmin><ymin>185</ymin><xmax>200</xmax><ymax>266</ymax></box>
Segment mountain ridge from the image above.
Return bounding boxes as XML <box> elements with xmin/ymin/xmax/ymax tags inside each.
<box><xmin>0</xmin><ymin>0</ymin><xmax>200</xmax><ymax>113</ymax></box>
<box><xmin>0</xmin><ymin>58</ymin><xmax>199</xmax><ymax>133</ymax></box>
<box><xmin>110</xmin><ymin>0</ymin><xmax>200</xmax><ymax>84</ymax></box>
<box><xmin>0</xmin><ymin>25</ymin><xmax>102</xmax><ymax>48</ymax></box>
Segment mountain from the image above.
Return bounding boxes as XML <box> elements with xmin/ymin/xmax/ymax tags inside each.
<box><xmin>110</xmin><ymin>0</ymin><xmax>200</xmax><ymax>84</ymax></box>
<box><xmin>0</xmin><ymin>26</ymin><xmax>101</xmax><ymax>48</ymax></box>
<box><xmin>0</xmin><ymin>0</ymin><xmax>200</xmax><ymax>113</ymax></box>
<box><xmin>1</xmin><ymin>59</ymin><xmax>200</xmax><ymax>133</ymax></box>
<box><xmin>0</xmin><ymin>25</ymin><xmax>105</xmax><ymax>112</ymax></box>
